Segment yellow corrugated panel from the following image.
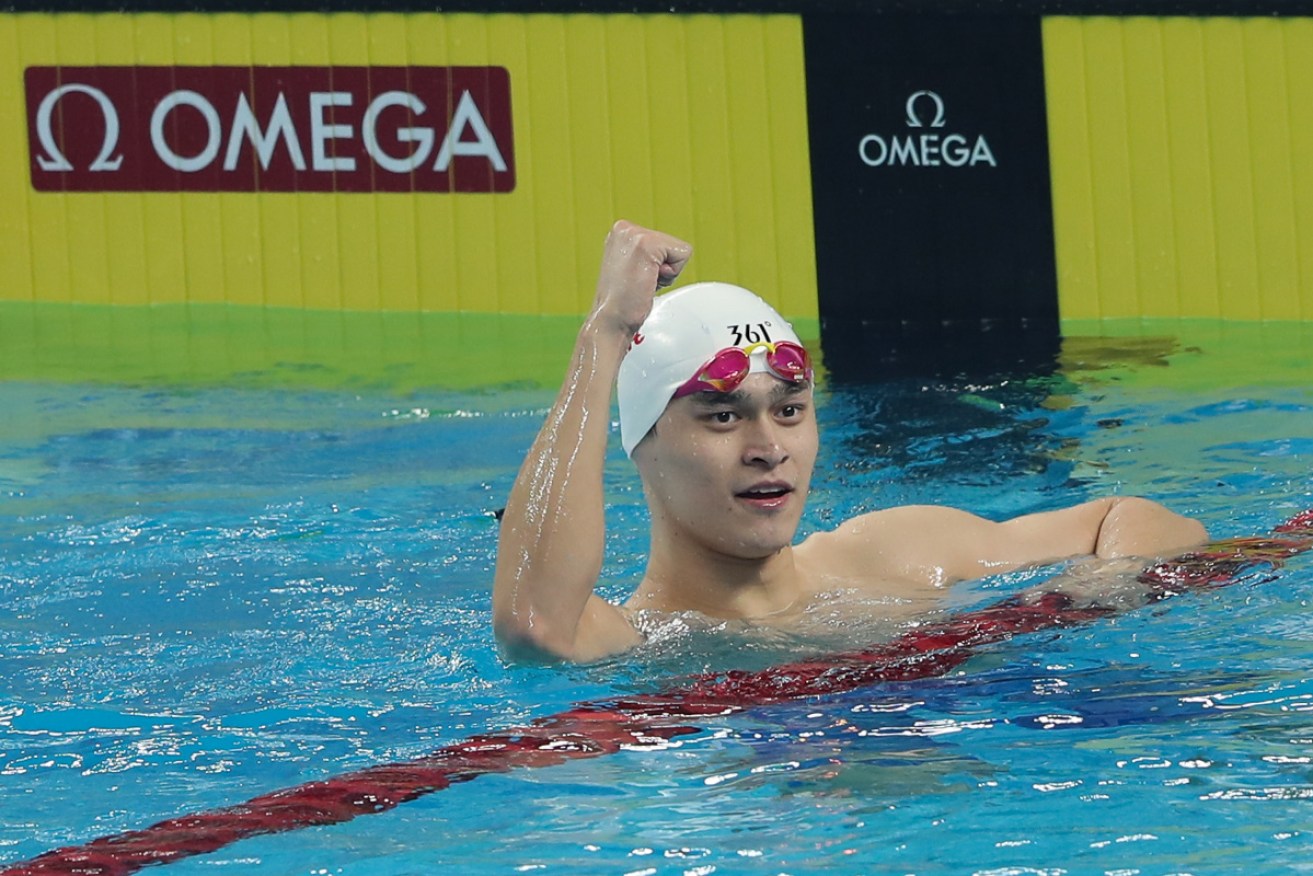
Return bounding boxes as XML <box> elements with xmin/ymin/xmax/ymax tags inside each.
<box><xmin>289</xmin><ymin>14</ymin><xmax>342</xmax><ymax>309</ymax></box>
<box><xmin>1043</xmin><ymin>19</ymin><xmax>1098</xmax><ymax>317</ymax></box>
<box><xmin>134</xmin><ymin>15</ymin><xmax>189</xmax><ymax>305</ymax></box>
<box><xmin>565</xmin><ymin>15</ymin><xmax>618</xmax><ymax>314</ymax></box>
<box><xmin>328</xmin><ymin>14</ymin><xmax>380</xmax><ymax>311</ymax></box>
<box><xmin>1160</xmin><ymin>18</ymin><xmax>1219</xmax><ymax>317</ymax></box>
<box><xmin>1291</xmin><ymin>18</ymin><xmax>1313</xmax><ymax>315</ymax></box>
<box><xmin>1122</xmin><ymin>19</ymin><xmax>1175</xmax><ymax>317</ymax></box>
<box><xmin>172</xmin><ymin>14</ymin><xmax>224</xmax><ymax>305</ymax></box>
<box><xmin>606</xmin><ymin>15</ymin><xmax>657</xmax><ymax>235</ymax></box>
<box><xmin>367</xmin><ymin>14</ymin><xmax>420</xmax><ymax>312</ymax></box>
<box><xmin>1045</xmin><ymin>16</ymin><xmax>1312</xmax><ymax>321</ymax></box>
<box><xmin>3</xmin><ymin>12</ymin><xmax>817</xmax><ymax>318</ymax></box>
<box><xmin>642</xmin><ymin>16</ymin><xmax>697</xmax><ymax>260</ymax></box>
<box><xmin>16</xmin><ymin>15</ymin><xmax>74</xmax><ymax>304</ymax></box>
<box><xmin>445</xmin><ymin>15</ymin><xmax>501</xmax><ymax>314</ymax></box>
<box><xmin>91</xmin><ymin>15</ymin><xmax>148</xmax><ymax>305</ymax></box>
<box><xmin>485</xmin><ymin>15</ymin><xmax>536</xmax><ymax>315</ymax></box>
<box><xmin>685</xmin><ymin>17</ymin><xmax>737</xmax><ymax>293</ymax></box>
<box><xmin>1202</xmin><ymin>20</ymin><xmax>1261</xmax><ymax>319</ymax></box>
<box><xmin>58</xmin><ymin>16</ymin><xmax>112</xmax><ymax>305</ymax></box>
<box><xmin>249</xmin><ymin>13</ymin><xmax>304</xmax><ymax>308</ymax></box>
<box><xmin>1243</xmin><ymin>20</ymin><xmax>1301</xmax><ymax>320</ymax></box>
<box><xmin>0</xmin><ymin>15</ymin><xmax>33</xmax><ymax>302</ymax></box>
<box><xmin>404</xmin><ymin>14</ymin><xmax>460</xmax><ymax>312</ymax></box>
<box><xmin>725</xmin><ymin>17</ymin><xmax>779</xmax><ymax>301</ymax></box>
<box><xmin>214</xmin><ymin>13</ymin><xmax>265</xmax><ymax>307</ymax></box>
<box><xmin>761</xmin><ymin>15</ymin><xmax>814</xmax><ymax>320</ymax></box>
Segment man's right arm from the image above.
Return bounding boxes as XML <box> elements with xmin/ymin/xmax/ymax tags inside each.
<box><xmin>491</xmin><ymin>221</ymin><xmax>692</xmax><ymax>662</ymax></box>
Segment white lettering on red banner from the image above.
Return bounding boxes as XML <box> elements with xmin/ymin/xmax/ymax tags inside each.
<box><xmin>25</xmin><ymin>66</ymin><xmax>515</xmax><ymax>193</ymax></box>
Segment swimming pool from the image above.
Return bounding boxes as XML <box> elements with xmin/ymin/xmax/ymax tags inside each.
<box><xmin>2</xmin><ymin>314</ymin><xmax>1311</xmax><ymax>874</ymax></box>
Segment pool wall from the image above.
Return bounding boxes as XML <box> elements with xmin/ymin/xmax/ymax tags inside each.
<box><xmin>0</xmin><ymin>10</ymin><xmax>817</xmax><ymax>318</ymax></box>
<box><xmin>3</xmin><ymin>0</ymin><xmax>1312</xmax><ymax>329</ymax></box>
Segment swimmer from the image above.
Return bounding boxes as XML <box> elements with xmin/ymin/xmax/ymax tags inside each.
<box><xmin>492</xmin><ymin>221</ymin><xmax>1208</xmax><ymax>662</ymax></box>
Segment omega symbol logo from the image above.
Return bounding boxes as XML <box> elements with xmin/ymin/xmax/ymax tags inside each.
<box><xmin>858</xmin><ymin>89</ymin><xmax>996</xmax><ymax>169</ymax></box>
<box><xmin>35</xmin><ymin>84</ymin><xmax>124</xmax><ymax>172</ymax></box>
<box><xmin>904</xmin><ymin>90</ymin><xmax>946</xmax><ymax>129</ymax></box>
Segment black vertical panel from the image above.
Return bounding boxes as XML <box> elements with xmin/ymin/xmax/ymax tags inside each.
<box><xmin>804</xmin><ymin>13</ymin><xmax>1060</xmax><ymax>379</ymax></box>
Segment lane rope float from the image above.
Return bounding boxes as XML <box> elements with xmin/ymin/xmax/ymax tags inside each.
<box><xmin>6</xmin><ymin>509</ymin><xmax>1312</xmax><ymax>876</ymax></box>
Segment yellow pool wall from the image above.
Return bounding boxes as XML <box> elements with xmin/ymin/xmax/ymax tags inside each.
<box><xmin>4</xmin><ymin>11</ymin><xmax>1313</xmax><ymax>325</ymax></box>
<box><xmin>0</xmin><ymin>12</ymin><xmax>817</xmax><ymax>318</ymax></box>
<box><xmin>1044</xmin><ymin>16</ymin><xmax>1313</xmax><ymax>322</ymax></box>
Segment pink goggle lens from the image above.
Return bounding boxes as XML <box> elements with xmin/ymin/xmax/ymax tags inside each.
<box><xmin>672</xmin><ymin>341</ymin><xmax>812</xmax><ymax>399</ymax></box>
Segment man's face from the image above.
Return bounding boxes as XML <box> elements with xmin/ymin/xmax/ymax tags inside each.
<box><xmin>633</xmin><ymin>373</ymin><xmax>818</xmax><ymax>559</ymax></box>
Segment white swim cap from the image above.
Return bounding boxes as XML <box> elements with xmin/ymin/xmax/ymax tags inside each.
<box><xmin>616</xmin><ymin>282</ymin><xmax>808</xmax><ymax>457</ymax></box>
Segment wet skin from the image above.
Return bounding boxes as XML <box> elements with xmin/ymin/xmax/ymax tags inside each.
<box><xmin>637</xmin><ymin>375</ymin><xmax>817</xmax><ymax>560</ymax></box>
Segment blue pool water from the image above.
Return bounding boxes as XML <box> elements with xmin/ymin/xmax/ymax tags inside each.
<box><xmin>2</xmin><ymin>324</ymin><xmax>1312</xmax><ymax>874</ymax></box>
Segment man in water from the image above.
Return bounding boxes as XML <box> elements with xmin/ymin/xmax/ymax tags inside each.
<box><xmin>492</xmin><ymin>221</ymin><xmax>1207</xmax><ymax>662</ymax></box>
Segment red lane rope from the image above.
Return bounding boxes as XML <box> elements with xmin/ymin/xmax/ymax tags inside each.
<box><xmin>7</xmin><ymin>509</ymin><xmax>1313</xmax><ymax>876</ymax></box>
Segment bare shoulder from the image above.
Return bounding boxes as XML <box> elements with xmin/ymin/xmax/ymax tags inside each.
<box><xmin>797</xmin><ymin>505</ymin><xmax>987</xmax><ymax>589</ymax></box>
<box><xmin>811</xmin><ymin>504</ymin><xmax>988</xmax><ymax>546</ymax></box>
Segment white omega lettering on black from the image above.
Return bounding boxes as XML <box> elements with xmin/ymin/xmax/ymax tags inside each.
<box><xmin>858</xmin><ymin>134</ymin><xmax>886</xmax><ymax>167</ymax></box>
<box><xmin>35</xmin><ymin>84</ymin><xmax>124</xmax><ymax>172</ymax></box>
<box><xmin>904</xmin><ymin>90</ymin><xmax>946</xmax><ymax>129</ymax></box>
<box><xmin>859</xmin><ymin>89</ymin><xmax>997</xmax><ymax>169</ymax></box>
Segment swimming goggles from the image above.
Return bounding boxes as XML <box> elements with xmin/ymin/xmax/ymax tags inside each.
<box><xmin>672</xmin><ymin>340</ymin><xmax>813</xmax><ymax>398</ymax></box>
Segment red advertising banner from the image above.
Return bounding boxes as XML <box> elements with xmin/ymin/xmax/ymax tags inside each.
<box><xmin>24</xmin><ymin>65</ymin><xmax>515</xmax><ymax>193</ymax></box>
